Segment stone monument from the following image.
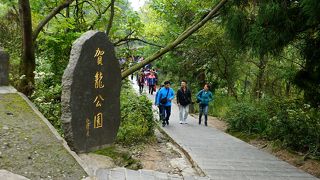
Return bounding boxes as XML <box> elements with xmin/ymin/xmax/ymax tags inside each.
<box><xmin>0</xmin><ymin>47</ymin><xmax>9</xmax><ymax>86</ymax></box>
<box><xmin>61</xmin><ymin>31</ymin><xmax>121</xmax><ymax>153</ymax></box>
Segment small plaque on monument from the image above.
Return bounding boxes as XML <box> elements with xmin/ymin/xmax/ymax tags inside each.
<box><xmin>0</xmin><ymin>47</ymin><xmax>9</xmax><ymax>86</ymax></box>
<box><xmin>61</xmin><ymin>31</ymin><xmax>121</xmax><ymax>153</ymax></box>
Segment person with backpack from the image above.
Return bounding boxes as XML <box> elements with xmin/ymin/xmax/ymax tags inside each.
<box><xmin>196</xmin><ymin>83</ymin><xmax>213</xmax><ymax>126</ymax></box>
<box><xmin>177</xmin><ymin>80</ymin><xmax>192</xmax><ymax>124</ymax></box>
<box><xmin>156</xmin><ymin>81</ymin><xmax>175</xmax><ymax>127</ymax></box>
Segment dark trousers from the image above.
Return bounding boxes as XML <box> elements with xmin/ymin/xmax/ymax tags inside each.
<box><xmin>139</xmin><ymin>85</ymin><xmax>144</xmax><ymax>94</ymax></box>
<box><xmin>160</xmin><ymin>105</ymin><xmax>171</xmax><ymax>124</ymax></box>
<box><xmin>149</xmin><ymin>85</ymin><xmax>155</xmax><ymax>94</ymax></box>
<box><xmin>199</xmin><ymin>105</ymin><xmax>208</xmax><ymax>125</ymax></box>
<box><xmin>158</xmin><ymin>105</ymin><xmax>162</xmax><ymax>120</ymax></box>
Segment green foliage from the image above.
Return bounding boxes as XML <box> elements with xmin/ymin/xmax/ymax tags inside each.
<box><xmin>117</xmin><ymin>81</ymin><xmax>155</xmax><ymax>145</ymax></box>
<box><xmin>226</xmin><ymin>101</ymin><xmax>269</xmax><ymax>134</ymax></box>
<box><xmin>223</xmin><ymin>0</ymin><xmax>320</xmax><ymax>106</ymax></box>
<box><xmin>226</xmin><ymin>98</ymin><xmax>320</xmax><ymax>156</ymax></box>
<box><xmin>266</xmin><ymin>99</ymin><xmax>320</xmax><ymax>154</ymax></box>
<box><xmin>31</xmin><ymin>69</ymin><xmax>63</xmax><ymax>134</ymax></box>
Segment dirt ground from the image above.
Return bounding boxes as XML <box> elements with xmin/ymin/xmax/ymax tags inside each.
<box><xmin>134</xmin><ymin>128</ymin><xmax>197</xmax><ymax>177</ymax></box>
<box><xmin>83</xmin><ymin>127</ymin><xmax>198</xmax><ymax>177</ymax></box>
<box><xmin>191</xmin><ymin>113</ymin><xmax>320</xmax><ymax>178</ymax></box>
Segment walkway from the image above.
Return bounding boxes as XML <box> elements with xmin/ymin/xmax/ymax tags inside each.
<box><xmin>131</xmin><ymin>80</ymin><xmax>318</xmax><ymax>180</ymax></box>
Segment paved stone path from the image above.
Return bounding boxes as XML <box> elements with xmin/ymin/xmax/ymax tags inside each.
<box><xmin>92</xmin><ymin>167</ymin><xmax>209</xmax><ymax>180</ymax></box>
<box><xmin>131</xmin><ymin>80</ymin><xmax>318</xmax><ymax>180</ymax></box>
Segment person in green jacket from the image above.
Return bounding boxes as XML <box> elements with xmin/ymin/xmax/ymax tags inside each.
<box><xmin>196</xmin><ymin>83</ymin><xmax>213</xmax><ymax>126</ymax></box>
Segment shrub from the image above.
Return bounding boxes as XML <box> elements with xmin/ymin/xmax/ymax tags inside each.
<box><xmin>116</xmin><ymin>81</ymin><xmax>155</xmax><ymax>145</ymax></box>
<box><xmin>226</xmin><ymin>98</ymin><xmax>320</xmax><ymax>156</ymax></box>
<box><xmin>266</xmin><ymin>100</ymin><xmax>320</xmax><ymax>154</ymax></box>
<box><xmin>226</xmin><ymin>102</ymin><xmax>269</xmax><ymax>134</ymax></box>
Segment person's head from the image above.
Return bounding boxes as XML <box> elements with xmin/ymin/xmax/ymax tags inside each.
<box><xmin>204</xmin><ymin>83</ymin><xmax>210</xmax><ymax>91</ymax></box>
<box><xmin>164</xmin><ymin>81</ymin><xmax>171</xmax><ymax>88</ymax></box>
<box><xmin>181</xmin><ymin>80</ymin><xmax>187</xmax><ymax>88</ymax></box>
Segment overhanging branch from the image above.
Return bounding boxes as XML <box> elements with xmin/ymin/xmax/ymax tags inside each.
<box><xmin>121</xmin><ymin>0</ymin><xmax>228</xmax><ymax>79</ymax></box>
<box><xmin>115</xmin><ymin>38</ymin><xmax>164</xmax><ymax>48</ymax></box>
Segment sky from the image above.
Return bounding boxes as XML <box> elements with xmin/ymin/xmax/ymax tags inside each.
<box><xmin>128</xmin><ymin>0</ymin><xmax>146</xmax><ymax>11</ymax></box>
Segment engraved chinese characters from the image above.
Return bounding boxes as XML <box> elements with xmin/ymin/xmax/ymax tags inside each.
<box><xmin>61</xmin><ymin>31</ymin><xmax>121</xmax><ymax>153</ymax></box>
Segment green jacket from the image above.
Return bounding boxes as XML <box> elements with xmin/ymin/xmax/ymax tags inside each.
<box><xmin>196</xmin><ymin>90</ymin><xmax>213</xmax><ymax>105</ymax></box>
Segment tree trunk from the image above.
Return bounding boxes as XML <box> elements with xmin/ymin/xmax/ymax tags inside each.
<box><xmin>285</xmin><ymin>82</ymin><xmax>291</xmax><ymax>97</ymax></box>
<box><xmin>19</xmin><ymin>0</ymin><xmax>35</xmax><ymax>96</ymax></box>
<box><xmin>253</xmin><ymin>55</ymin><xmax>267</xmax><ymax>99</ymax></box>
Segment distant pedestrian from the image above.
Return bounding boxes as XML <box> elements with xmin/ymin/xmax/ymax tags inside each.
<box><xmin>137</xmin><ymin>72</ymin><xmax>145</xmax><ymax>94</ymax></box>
<box><xmin>156</xmin><ymin>81</ymin><xmax>175</xmax><ymax>127</ymax></box>
<box><xmin>196</xmin><ymin>84</ymin><xmax>213</xmax><ymax>126</ymax></box>
<box><xmin>148</xmin><ymin>72</ymin><xmax>157</xmax><ymax>95</ymax></box>
<box><xmin>177</xmin><ymin>80</ymin><xmax>192</xmax><ymax>124</ymax></box>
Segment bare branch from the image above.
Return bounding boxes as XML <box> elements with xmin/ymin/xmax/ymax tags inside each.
<box><xmin>32</xmin><ymin>0</ymin><xmax>75</xmax><ymax>41</ymax></box>
<box><xmin>88</xmin><ymin>2</ymin><xmax>112</xmax><ymax>30</ymax></box>
<box><xmin>106</xmin><ymin>0</ymin><xmax>115</xmax><ymax>36</ymax></box>
<box><xmin>113</xmin><ymin>31</ymin><xmax>135</xmax><ymax>45</ymax></box>
<box><xmin>115</xmin><ymin>38</ymin><xmax>164</xmax><ymax>48</ymax></box>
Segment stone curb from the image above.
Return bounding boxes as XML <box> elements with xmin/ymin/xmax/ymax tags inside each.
<box><xmin>155</xmin><ymin>121</ymin><xmax>207</xmax><ymax>178</ymax></box>
<box><xmin>0</xmin><ymin>86</ymin><xmax>17</xmax><ymax>94</ymax></box>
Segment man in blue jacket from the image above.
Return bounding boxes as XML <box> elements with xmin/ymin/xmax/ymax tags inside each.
<box><xmin>156</xmin><ymin>81</ymin><xmax>175</xmax><ymax>127</ymax></box>
<box><xmin>196</xmin><ymin>83</ymin><xmax>213</xmax><ymax>126</ymax></box>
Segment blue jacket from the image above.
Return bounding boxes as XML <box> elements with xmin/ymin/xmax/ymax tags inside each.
<box><xmin>156</xmin><ymin>87</ymin><xmax>174</xmax><ymax>106</ymax></box>
<box><xmin>155</xmin><ymin>87</ymin><xmax>162</xmax><ymax>105</ymax></box>
<box><xmin>196</xmin><ymin>90</ymin><xmax>213</xmax><ymax>106</ymax></box>
<box><xmin>148</xmin><ymin>77</ymin><xmax>157</xmax><ymax>86</ymax></box>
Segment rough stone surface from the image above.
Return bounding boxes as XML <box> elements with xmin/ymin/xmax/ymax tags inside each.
<box><xmin>0</xmin><ymin>170</ymin><xmax>29</xmax><ymax>180</ymax></box>
<box><xmin>61</xmin><ymin>31</ymin><xmax>121</xmax><ymax>153</ymax></box>
<box><xmin>79</xmin><ymin>153</ymin><xmax>116</xmax><ymax>175</ymax></box>
<box><xmin>0</xmin><ymin>47</ymin><xmax>9</xmax><ymax>86</ymax></box>
<box><xmin>0</xmin><ymin>93</ymin><xmax>87</xmax><ymax>179</ymax></box>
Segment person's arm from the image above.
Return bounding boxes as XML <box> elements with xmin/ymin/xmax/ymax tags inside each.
<box><xmin>188</xmin><ymin>89</ymin><xmax>192</xmax><ymax>103</ymax></box>
<box><xmin>209</xmin><ymin>92</ymin><xmax>213</xmax><ymax>102</ymax></box>
<box><xmin>196</xmin><ymin>90</ymin><xmax>202</xmax><ymax>101</ymax></box>
<box><xmin>156</xmin><ymin>90</ymin><xmax>161</xmax><ymax>105</ymax></box>
<box><xmin>155</xmin><ymin>92</ymin><xmax>159</xmax><ymax>105</ymax></box>
<box><xmin>176</xmin><ymin>90</ymin><xmax>180</xmax><ymax>104</ymax></box>
<box><xmin>169</xmin><ymin>89</ymin><xmax>175</xmax><ymax>101</ymax></box>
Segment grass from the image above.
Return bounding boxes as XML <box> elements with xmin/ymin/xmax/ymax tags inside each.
<box><xmin>227</xmin><ymin>131</ymin><xmax>260</xmax><ymax>143</ymax></box>
<box><xmin>94</xmin><ymin>145</ymin><xmax>142</xmax><ymax>170</ymax></box>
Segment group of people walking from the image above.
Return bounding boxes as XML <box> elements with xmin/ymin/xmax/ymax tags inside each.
<box><xmin>154</xmin><ymin>80</ymin><xmax>213</xmax><ymax>127</ymax></box>
<box><xmin>137</xmin><ymin>68</ymin><xmax>158</xmax><ymax>95</ymax></box>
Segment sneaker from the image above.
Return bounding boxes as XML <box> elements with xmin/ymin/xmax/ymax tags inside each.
<box><xmin>184</xmin><ymin>122</ymin><xmax>188</xmax><ymax>124</ymax></box>
<box><xmin>179</xmin><ymin>121</ymin><xmax>182</xmax><ymax>124</ymax></box>
<box><xmin>162</xmin><ymin>123</ymin><xmax>165</xmax><ymax>127</ymax></box>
